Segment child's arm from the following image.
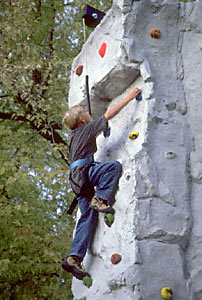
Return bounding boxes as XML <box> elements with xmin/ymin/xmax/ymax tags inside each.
<box><xmin>104</xmin><ymin>87</ymin><xmax>141</xmax><ymax>121</ymax></box>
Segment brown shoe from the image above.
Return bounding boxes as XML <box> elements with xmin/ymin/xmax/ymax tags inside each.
<box><xmin>90</xmin><ymin>196</ymin><xmax>115</xmax><ymax>214</ymax></box>
<box><xmin>62</xmin><ymin>256</ymin><xmax>90</xmax><ymax>280</ymax></box>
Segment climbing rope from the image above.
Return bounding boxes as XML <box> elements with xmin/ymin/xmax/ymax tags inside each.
<box><xmin>82</xmin><ymin>18</ymin><xmax>92</xmax><ymax>116</ymax></box>
<box><xmin>83</xmin><ymin>18</ymin><xmax>88</xmax><ymax>73</ymax></box>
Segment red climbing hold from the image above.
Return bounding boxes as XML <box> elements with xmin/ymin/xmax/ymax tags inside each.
<box><xmin>111</xmin><ymin>253</ymin><xmax>122</xmax><ymax>265</ymax></box>
<box><xmin>76</xmin><ymin>65</ymin><xmax>83</xmax><ymax>76</ymax></box>
<box><xmin>149</xmin><ymin>28</ymin><xmax>161</xmax><ymax>39</ymax></box>
<box><xmin>98</xmin><ymin>42</ymin><xmax>107</xmax><ymax>58</ymax></box>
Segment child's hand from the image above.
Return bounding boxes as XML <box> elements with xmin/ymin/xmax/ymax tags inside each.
<box><xmin>127</xmin><ymin>88</ymin><xmax>141</xmax><ymax>101</ymax></box>
<box><xmin>105</xmin><ymin>87</ymin><xmax>141</xmax><ymax>120</ymax></box>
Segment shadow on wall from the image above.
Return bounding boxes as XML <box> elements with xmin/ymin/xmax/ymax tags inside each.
<box><xmin>87</xmin><ymin>68</ymin><xmax>140</xmax><ymax>119</ymax></box>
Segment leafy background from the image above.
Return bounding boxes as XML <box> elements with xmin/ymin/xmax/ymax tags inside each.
<box><xmin>0</xmin><ymin>0</ymin><xmax>112</xmax><ymax>299</ymax></box>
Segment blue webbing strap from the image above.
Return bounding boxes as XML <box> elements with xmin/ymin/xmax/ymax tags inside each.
<box><xmin>69</xmin><ymin>156</ymin><xmax>94</xmax><ymax>170</ymax></box>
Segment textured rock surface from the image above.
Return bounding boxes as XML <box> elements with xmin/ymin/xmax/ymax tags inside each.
<box><xmin>68</xmin><ymin>0</ymin><xmax>202</xmax><ymax>299</ymax></box>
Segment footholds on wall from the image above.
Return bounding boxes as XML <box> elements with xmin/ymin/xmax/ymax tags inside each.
<box><xmin>83</xmin><ymin>276</ymin><xmax>93</xmax><ymax>288</ymax></box>
<box><xmin>76</xmin><ymin>65</ymin><xmax>84</xmax><ymax>76</ymax></box>
<box><xmin>161</xmin><ymin>287</ymin><xmax>173</xmax><ymax>300</ymax></box>
<box><xmin>165</xmin><ymin>152</ymin><xmax>176</xmax><ymax>159</ymax></box>
<box><xmin>98</xmin><ymin>42</ymin><xmax>107</xmax><ymax>58</ymax></box>
<box><xmin>111</xmin><ymin>253</ymin><xmax>122</xmax><ymax>265</ymax></box>
<box><xmin>129</xmin><ymin>131</ymin><xmax>139</xmax><ymax>140</ymax></box>
<box><xmin>104</xmin><ymin>213</ymin><xmax>114</xmax><ymax>227</ymax></box>
<box><xmin>149</xmin><ymin>28</ymin><xmax>161</xmax><ymax>39</ymax></box>
<box><xmin>125</xmin><ymin>172</ymin><xmax>131</xmax><ymax>181</ymax></box>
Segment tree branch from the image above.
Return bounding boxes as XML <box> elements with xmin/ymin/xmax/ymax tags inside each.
<box><xmin>0</xmin><ymin>0</ymin><xmax>70</xmax><ymax>166</ymax></box>
<box><xmin>0</xmin><ymin>111</ymin><xmax>70</xmax><ymax>165</ymax></box>
<box><xmin>0</xmin><ymin>94</ymin><xmax>9</xmax><ymax>98</ymax></box>
<box><xmin>0</xmin><ymin>112</ymin><xmax>27</xmax><ymax>122</ymax></box>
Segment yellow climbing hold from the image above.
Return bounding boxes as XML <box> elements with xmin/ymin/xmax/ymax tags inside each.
<box><xmin>161</xmin><ymin>287</ymin><xmax>173</xmax><ymax>300</ymax></box>
<box><xmin>129</xmin><ymin>131</ymin><xmax>139</xmax><ymax>140</ymax></box>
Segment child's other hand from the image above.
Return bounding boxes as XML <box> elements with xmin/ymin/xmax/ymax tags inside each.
<box><xmin>127</xmin><ymin>88</ymin><xmax>141</xmax><ymax>101</ymax></box>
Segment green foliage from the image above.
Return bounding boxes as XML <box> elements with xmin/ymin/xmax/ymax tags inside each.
<box><xmin>0</xmin><ymin>120</ymin><xmax>75</xmax><ymax>299</ymax></box>
<box><xmin>0</xmin><ymin>0</ymin><xmax>112</xmax><ymax>299</ymax></box>
<box><xmin>0</xmin><ymin>200</ymin><xmax>73</xmax><ymax>300</ymax></box>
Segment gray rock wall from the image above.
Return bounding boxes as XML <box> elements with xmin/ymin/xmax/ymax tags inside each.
<box><xmin>68</xmin><ymin>1</ymin><xmax>202</xmax><ymax>299</ymax></box>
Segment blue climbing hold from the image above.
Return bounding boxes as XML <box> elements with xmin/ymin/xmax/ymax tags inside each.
<box><xmin>103</xmin><ymin>127</ymin><xmax>111</xmax><ymax>138</ymax></box>
<box><xmin>136</xmin><ymin>93</ymin><xmax>142</xmax><ymax>101</ymax></box>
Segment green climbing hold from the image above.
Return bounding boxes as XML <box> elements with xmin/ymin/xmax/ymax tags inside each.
<box><xmin>83</xmin><ymin>276</ymin><xmax>93</xmax><ymax>288</ymax></box>
<box><xmin>104</xmin><ymin>213</ymin><xmax>114</xmax><ymax>227</ymax></box>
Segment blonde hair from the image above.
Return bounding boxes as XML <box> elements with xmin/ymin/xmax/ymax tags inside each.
<box><xmin>63</xmin><ymin>105</ymin><xmax>84</xmax><ymax>129</ymax></box>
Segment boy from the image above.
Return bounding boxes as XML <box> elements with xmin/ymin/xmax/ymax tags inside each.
<box><xmin>62</xmin><ymin>87</ymin><xmax>141</xmax><ymax>280</ymax></box>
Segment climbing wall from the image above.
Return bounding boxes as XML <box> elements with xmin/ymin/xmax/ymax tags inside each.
<box><xmin>68</xmin><ymin>0</ymin><xmax>202</xmax><ymax>299</ymax></box>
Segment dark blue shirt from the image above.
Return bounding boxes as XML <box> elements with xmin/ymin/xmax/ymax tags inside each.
<box><xmin>69</xmin><ymin>115</ymin><xmax>108</xmax><ymax>195</ymax></box>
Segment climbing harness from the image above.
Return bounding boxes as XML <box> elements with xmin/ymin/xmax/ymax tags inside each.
<box><xmin>67</xmin><ymin>196</ymin><xmax>78</xmax><ymax>216</ymax></box>
<box><xmin>69</xmin><ymin>156</ymin><xmax>94</xmax><ymax>170</ymax></box>
<box><xmin>67</xmin><ymin>156</ymin><xmax>94</xmax><ymax>215</ymax></box>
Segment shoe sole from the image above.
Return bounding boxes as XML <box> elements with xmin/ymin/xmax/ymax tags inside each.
<box><xmin>90</xmin><ymin>204</ymin><xmax>115</xmax><ymax>214</ymax></box>
<box><xmin>62</xmin><ymin>261</ymin><xmax>90</xmax><ymax>280</ymax></box>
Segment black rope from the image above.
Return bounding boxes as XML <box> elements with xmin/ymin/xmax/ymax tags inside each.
<box><xmin>85</xmin><ymin>75</ymin><xmax>91</xmax><ymax>116</ymax></box>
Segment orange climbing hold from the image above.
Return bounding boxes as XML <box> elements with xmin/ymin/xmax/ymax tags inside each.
<box><xmin>111</xmin><ymin>253</ymin><xmax>122</xmax><ymax>265</ymax></box>
<box><xmin>149</xmin><ymin>28</ymin><xmax>161</xmax><ymax>39</ymax></box>
<box><xmin>76</xmin><ymin>65</ymin><xmax>83</xmax><ymax>76</ymax></box>
<box><xmin>98</xmin><ymin>42</ymin><xmax>107</xmax><ymax>58</ymax></box>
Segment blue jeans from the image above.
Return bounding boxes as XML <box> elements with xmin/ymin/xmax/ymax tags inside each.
<box><xmin>70</xmin><ymin>160</ymin><xmax>122</xmax><ymax>258</ymax></box>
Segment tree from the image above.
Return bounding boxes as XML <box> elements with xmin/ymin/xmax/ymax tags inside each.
<box><xmin>0</xmin><ymin>0</ymin><xmax>112</xmax><ymax>299</ymax></box>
